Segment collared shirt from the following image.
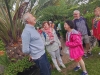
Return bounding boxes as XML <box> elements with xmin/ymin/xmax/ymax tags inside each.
<box><xmin>21</xmin><ymin>24</ymin><xmax>45</xmax><ymax>59</ymax></box>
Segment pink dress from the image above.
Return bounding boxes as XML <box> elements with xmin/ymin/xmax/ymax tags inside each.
<box><xmin>65</xmin><ymin>29</ymin><xmax>84</xmax><ymax>60</ymax></box>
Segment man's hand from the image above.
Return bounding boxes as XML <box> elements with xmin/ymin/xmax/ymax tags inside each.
<box><xmin>29</xmin><ymin>56</ymin><xmax>33</xmax><ymax>62</ymax></box>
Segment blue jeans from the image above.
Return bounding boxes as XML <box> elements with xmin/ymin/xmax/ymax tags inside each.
<box><xmin>33</xmin><ymin>53</ymin><xmax>51</xmax><ymax>75</ymax></box>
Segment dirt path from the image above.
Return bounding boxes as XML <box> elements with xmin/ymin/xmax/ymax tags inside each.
<box><xmin>60</xmin><ymin>37</ymin><xmax>70</xmax><ymax>64</ymax></box>
<box><xmin>59</xmin><ymin>37</ymin><xmax>76</xmax><ymax>75</ymax></box>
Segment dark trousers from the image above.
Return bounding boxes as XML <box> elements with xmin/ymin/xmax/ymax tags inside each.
<box><xmin>33</xmin><ymin>53</ymin><xmax>51</xmax><ymax>75</ymax></box>
<box><xmin>98</xmin><ymin>40</ymin><xmax>100</xmax><ymax>47</ymax></box>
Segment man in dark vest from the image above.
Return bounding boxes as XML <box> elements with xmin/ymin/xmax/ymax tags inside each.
<box><xmin>73</xmin><ymin>10</ymin><xmax>91</xmax><ymax>58</ymax></box>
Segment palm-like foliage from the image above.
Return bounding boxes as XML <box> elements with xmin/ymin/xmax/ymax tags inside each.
<box><xmin>0</xmin><ymin>0</ymin><xmax>29</xmax><ymax>62</ymax></box>
<box><xmin>36</xmin><ymin>0</ymin><xmax>81</xmax><ymax>21</ymax></box>
<box><xmin>0</xmin><ymin>0</ymin><xmax>28</xmax><ymax>46</ymax></box>
<box><xmin>0</xmin><ymin>0</ymin><xmax>59</xmax><ymax>46</ymax></box>
<box><xmin>31</xmin><ymin>0</ymin><xmax>59</xmax><ymax>15</ymax></box>
<box><xmin>0</xmin><ymin>0</ymin><xmax>59</xmax><ymax>62</ymax></box>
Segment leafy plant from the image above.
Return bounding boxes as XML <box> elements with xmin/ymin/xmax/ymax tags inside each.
<box><xmin>0</xmin><ymin>40</ymin><xmax>5</xmax><ymax>51</ymax></box>
<box><xmin>60</xmin><ymin>22</ymin><xmax>66</xmax><ymax>40</ymax></box>
<box><xmin>0</xmin><ymin>0</ymin><xmax>60</xmax><ymax>62</ymax></box>
<box><xmin>37</xmin><ymin>5</ymin><xmax>68</xmax><ymax>21</ymax></box>
<box><xmin>4</xmin><ymin>56</ymin><xmax>33</xmax><ymax>75</ymax></box>
<box><xmin>84</xmin><ymin>13</ymin><xmax>94</xmax><ymax>29</ymax></box>
<box><xmin>0</xmin><ymin>52</ymin><xmax>9</xmax><ymax>67</ymax></box>
<box><xmin>0</xmin><ymin>40</ymin><xmax>9</xmax><ymax>69</ymax></box>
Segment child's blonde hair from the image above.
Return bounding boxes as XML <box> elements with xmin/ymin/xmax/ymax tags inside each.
<box><xmin>95</xmin><ymin>7</ymin><xmax>100</xmax><ymax>13</ymax></box>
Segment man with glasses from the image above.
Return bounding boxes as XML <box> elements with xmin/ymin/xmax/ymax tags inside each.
<box><xmin>73</xmin><ymin>10</ymin><xmax>91</xmax><ymax>58</ymax></box>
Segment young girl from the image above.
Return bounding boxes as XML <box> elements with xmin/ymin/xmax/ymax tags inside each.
<box><xmin>41</xmin><ymin>21</ymin><xmax>66</xmax><ymax>72</ymax></box>
<box><xmin>64</xmin><ymin>20</ymin><xmax>88</xmax><ymax>75</ymax></box>
<box><xmin>92</xmin><ymin>7</ymin><xmax>100</xmax><ymax>54</ymax></box>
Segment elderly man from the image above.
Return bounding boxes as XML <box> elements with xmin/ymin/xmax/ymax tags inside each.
<box><xmin>73</xmin><ymin>10</ymin><xmax>91</xmax><ymax>58</ymax></box>
<box><xmin>21</xmin><ymin>12</ymin><xmax>51</xmax><ymax>75</ymax></box>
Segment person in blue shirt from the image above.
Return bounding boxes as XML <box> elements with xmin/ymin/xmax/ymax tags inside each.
<box><xmin>21</xmin><ymin>12</ymin><xmax>51</xmax><ymax>75</ymax></box>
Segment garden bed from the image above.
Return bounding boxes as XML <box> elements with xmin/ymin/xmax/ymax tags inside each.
<box><xmin>17</xmin><ymin>65</ymin><xmax>40</xmax><ymax>75</ymax></box>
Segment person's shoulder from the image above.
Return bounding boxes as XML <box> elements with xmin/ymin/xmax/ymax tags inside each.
<box><xmin>23</xmin><ymin>28</ymin><xmax>31</xmax><ymax>33</ymax></box>
<box><xmin>21</xmin><ymin>30</ymin><xmax>31</xmax><ymax>38</ymax></box>
<box><xmin>72</xmin><ymin>19</ymin><xmax>76</xmax><ymax>21</ymax></box>
<box><xmin>71</xmin><ymin>29</ymin><xmax>81</xmax><ymax>36</ymax></box>
<box><xmin>71</xmin><ymin>29</ymin><xmax>79</xmax><ymax>34</ymax></box>
<box><xmin>81</xmin><ymin>16</ymin><xmax>86</xmax><ymax>20</ymax></box>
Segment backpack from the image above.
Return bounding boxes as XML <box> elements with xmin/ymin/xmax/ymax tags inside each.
<box><xmin>42</xmin><ymin>32</ymin><xmax>46</xmax><ymax>41</ymax></box>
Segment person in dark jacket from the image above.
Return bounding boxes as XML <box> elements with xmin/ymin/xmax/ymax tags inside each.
<box><xmin>73</xmin><ymin>10</ymin><xmax>91</xmax><ymax>58</ymax></box>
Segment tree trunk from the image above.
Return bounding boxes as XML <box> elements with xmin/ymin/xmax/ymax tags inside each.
<box><xmin>6</xmin><ymin>41</ymin><xmax>27</xmax><ymax>62</ymax></box>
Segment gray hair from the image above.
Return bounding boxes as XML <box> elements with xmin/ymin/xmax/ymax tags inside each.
<box><xmin>22</xmin><ymin>12</ymin><xmax>30</xmax><ymax>23</ymax></box>
<box><xmin>73</xmin><ymin>10</ymin><xmax>80</xmax><ymax>14</ymax></box>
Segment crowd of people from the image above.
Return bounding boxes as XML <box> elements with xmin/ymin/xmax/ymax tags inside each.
<box><xmin>21</xmin><ymin>7</ymin><xmax>100</xmax><ymax>75</ymax></box>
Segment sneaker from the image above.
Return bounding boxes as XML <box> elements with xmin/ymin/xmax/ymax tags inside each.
<box><xmin>98</xmin><ymin>52</ymin><xmax>100</xmax><ymax>55</ymax></box>
<box><xmin>74</xmin><ymin>66</ymin><xmax>81</xmax><ymax>71</ymax></box>
<box><xmin>61</xmin><ymin>64</ymin><xmax>66</xmax><ymax>68</ymax></box>
<box><xmin>57</xmin><ymin>69</ymin><xmax>62</xmax><ymax>72</ymax></box>
<box><xmin>56</xmin><ymin>67</ymin><xmax>62</xmax><ymax>72</ymax></box>
<box><xmin>83</xmin><ymin>54</ymin><xmax>88</xmax><ymax>58</ymax></box>
<box><xmin>81</xmin><ymin>72</ymin><xmax>88</xmax><ymax>75</ymax></box>
<box><xmin>87</xmin><ymin>52</ymin><xmax>93</xmax><ymax>56</ymax></box>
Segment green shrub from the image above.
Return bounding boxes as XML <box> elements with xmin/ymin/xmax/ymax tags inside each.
<box><xmin>0</xmin><ymin>40</ymin><xmax>5</xmax><ymax>51</ymax></box>
<box><xmin>0</xmin><ymin>53</ymin><xmax>9</xmax><ymax>67</ymax></box>
<box><xmin>84</xmin><ymin>13</ymin><xmax>94</xmax><ymax>29</ymax></box>
<box><xmin>47</xmin><ymin>53</ymin><xmax>52</xmax><ymax>64</ymax></box>
<box><xmin>0</xmin><ymin>40</ymin><xmax>9</xmax><ymax>67</ymax></box>
<box><xmin>60</xmin><ymin>22</ymin><xmax>67</xmax><ymax>40</ymax></box>
<box><xmin>4</xmin><ymin>56</ymin><xmax>33</xmax><ymax>75</ymax></box>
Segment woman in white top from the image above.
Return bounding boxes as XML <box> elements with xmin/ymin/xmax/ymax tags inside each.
<box><xmin>41</xmin><ymin>21</ymin><xmax>66</xmax><ymax>72</ymax></box>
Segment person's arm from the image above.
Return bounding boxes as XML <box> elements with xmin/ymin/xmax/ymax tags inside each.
<box><xmin>53</xmin><ymin>29</ymin><xmax>61</xmax><ymax>46</ymax></box>
<box><xmin>41</xmin><ymin>33</ymin><xmax>51</xmax><ymax>46</ymax></box>
<box><xmin>65</xmin><ymin>35</ymin><xmax>82</xmax><ymax>47</ymax></box>
<box><xmin>21</xmin><ymin>31</ymin><xmax>31</xmax><ymax>54</ymax></box>
<box><xmin>58</xmin><ymin>39</ymin><xmax>61</xmax><ymax>47</ymax></box>
<box><xmin>56</xmin><ymin>32</ymin><xmax>61</xmax><ymax>47</ymax></box>
<box><xmin>97</xmin><ymin>21</ymin><xmax>100</xmax><ymax>37</ymax></box>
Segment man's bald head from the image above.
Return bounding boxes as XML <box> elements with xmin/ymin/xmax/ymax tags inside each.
<box><xmin>22</xmin><ymin>12</ymin><xmax>36</xmax><ymax>25</ymax></box>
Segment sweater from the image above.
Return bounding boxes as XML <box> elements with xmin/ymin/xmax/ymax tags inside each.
<box><xmin>41</xmin><ymin>29</ymin><xmax>61</xmax><ymax>52</ymax></box>
<box><xmin>21</xmin><ymin>24</ymin><xmax>45</xmax><ymax>59</ymax></box>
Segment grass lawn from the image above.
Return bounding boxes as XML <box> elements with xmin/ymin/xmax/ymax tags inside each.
<box><xmin>0</xmin><ymin>40</ymin><xmax>100</xmax><ymax>75</ymax></box>
<box><xmin>52</xmin><ymin>46</ymin><xmax>100</xmax><ymax>75</ymax></box>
